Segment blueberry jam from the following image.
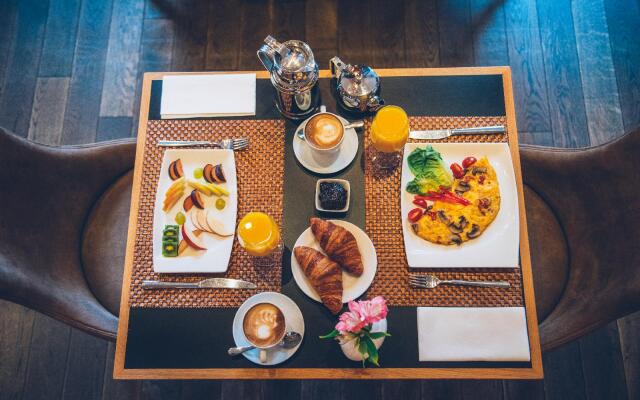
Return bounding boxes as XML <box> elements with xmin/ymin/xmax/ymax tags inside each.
<box><xmin>318</xmin><ymin>182</ymin><xmax>347</xmax><ymax>210</ymax></box>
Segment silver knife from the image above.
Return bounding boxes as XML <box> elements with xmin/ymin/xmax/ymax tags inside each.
<box><xmin>141</xmin><ymin>278</ymin><xmax>256</xmax><ymax>290</ymax></box>
<box><xmin>410</xmin><ymin>125</ymin><xmax>506</xmax><ymax>140</ymax></box>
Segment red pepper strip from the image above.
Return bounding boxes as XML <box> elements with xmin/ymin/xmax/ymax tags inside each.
<box><xmin>416</xmin><ymin>190</ymin><xmax>470</xmax><ymax>206</ymax></box>
<box><xmin>421</xmin><ymin>195</ymin><xmax>464</xmax><ymax>205</ymax></box>
<box><xmin>438</xmin><ymin>187</ymin><xmax>471</xmax><ymax>205</ymax></box>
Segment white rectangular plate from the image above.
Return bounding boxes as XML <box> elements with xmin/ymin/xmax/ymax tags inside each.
<box><xmin>153</xmin><ymin>149</ymin><xmax>237</xmax><ymax>273</ymax></box>
<box><xmin>401</xmin><ymin>142</ymin><xmax>519</xmax><ymax>268</ymax></box>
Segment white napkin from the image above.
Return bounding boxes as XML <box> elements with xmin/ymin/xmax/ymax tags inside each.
<box><xmin>160</xmin><ymin>74</ymin><xmax>256</xmax><ymax>118</ymax></box>
<box><xmin>417</xmin><ymin>307</ymin><xmax>530</xmax><ymax>362</ymax></box>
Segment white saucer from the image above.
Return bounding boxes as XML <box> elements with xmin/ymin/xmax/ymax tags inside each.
<box><xmin>293</xmin><ymin>116</ymin><xmax>359</xmax><ymax>175</ymax></box>
<box><xmin>232</xmin><ymin>292</ymin><xmax>305</xmax><ymax>366</ymax></box>
<box><xmin>291</xmin><ymin>220</ymin><xmax>377</xmax><ymax>304</ymax></box>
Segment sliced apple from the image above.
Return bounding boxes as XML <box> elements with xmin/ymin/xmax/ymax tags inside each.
<box><xmin>206</xmin><ymin>209</ymin><xmax>234</xmax><ymax>237</ymax></box>
<box><xmin>196</xmin><ymin>209</ymin><xmax>213</xmax><ymax>233</ymax></box>
<box><xmin>183</xmin><ymin>196</ymin><xmax>193</xmax><ymax>212</ymax></box>
<box><xmin>190</xmin><ymin>190</ymin><xmax>205</xmax><ymax>209</ymax></box>
<box><xmin>190</xmin><ymin>210</ymin><xmax>203</xmax><ymax>231</ymax></box>
<box><xmin>181</xmin><ymin>224</ymin><xmax>206</xmax><ymax>250</ymax></box>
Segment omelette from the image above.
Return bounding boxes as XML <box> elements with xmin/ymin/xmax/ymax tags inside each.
<box><xmin>410</xmin><ymin>157</ymin><xmax>501</xmax><ymax>245</ymax></box>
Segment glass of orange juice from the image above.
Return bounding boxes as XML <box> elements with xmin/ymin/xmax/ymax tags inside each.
<box><xmin>370</xmin><ymin>105</ymin><xmax>409</xmax><ymax>169</ymax></box>
<box><xmin>237</xmin><ymin>212</ymin><xmax>282</xmax><ymax>266</ymax></box>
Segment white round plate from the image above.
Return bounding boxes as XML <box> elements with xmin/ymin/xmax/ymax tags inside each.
<box><xmin>291</xmin><ymin>220</ymin><xmax>377</xmax><ymax>304</ymax></box>
<box><xmin>292</xmin><ymin>116</ymin><xmax>359</xmax><ymax>175</ymax></box>
<box><xmin>232</xmin><ymin>292</ymin><xmax>305</xmax><ymax>366</ymax></box>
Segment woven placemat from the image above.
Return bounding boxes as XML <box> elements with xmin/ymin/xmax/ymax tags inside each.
<box><xmin>128</xmin><ymin>119</ymin><xmax>285</xmax><ymax>308</ymax></box>
<box><xmin>364</xmin><ymin>116</ymin><xmax>524</xmax><ymax>307</ymax></box>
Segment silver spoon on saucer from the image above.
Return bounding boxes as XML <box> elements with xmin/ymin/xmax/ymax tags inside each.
<box><xmin>228</xmin><ymin>331</ymin><xmax>302</xmax><ymax>356</ymax></box>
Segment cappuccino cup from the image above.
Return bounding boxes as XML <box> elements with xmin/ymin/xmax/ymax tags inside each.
<box><xmin>303</xmin><ymin>106</ymin><xmax>345</xmax><ymax>156</ymax></box>
<box><xmin>242</xmin><ymin>302</ymin><xmax>286</xmax><ymax>362</ymax></box>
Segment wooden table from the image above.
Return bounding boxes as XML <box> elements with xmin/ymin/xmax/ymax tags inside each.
<box><xmin>114</xmin><ymin>67</ymin><xmax>543</xmax><ymax>379</ymax></box>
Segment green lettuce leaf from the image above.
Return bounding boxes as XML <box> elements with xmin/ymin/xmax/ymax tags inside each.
<box><xmin>405</xmin><ymin>146</ymin><xmax>453</xmax><ymax>195</ymax></box>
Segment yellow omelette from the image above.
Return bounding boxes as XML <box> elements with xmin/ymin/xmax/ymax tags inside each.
<box><xmin>412</xmin><ymin>157</ymin><xmax>501</xmax><ymax>245</ymax></box>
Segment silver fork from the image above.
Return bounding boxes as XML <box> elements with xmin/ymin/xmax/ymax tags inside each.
<box><xmin>157</xmin><ymin>137</ymin><xmax>249</xmax><ymax>150</ymax></box>
<box><xmin>409</xmin><ymin>274</ymin><xmax>511</xmax><ymax>289</ymax></box>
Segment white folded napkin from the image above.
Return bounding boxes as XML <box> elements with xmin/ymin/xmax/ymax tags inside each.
<box><xmin>160</xmin><ymin>74</ymin><xmax>256</xmax><ymax>118</ymax></box>
<box><xmin>417</xmin><ymin>307</ymin><xmax>530</xmax><ymax>362</ymax></box>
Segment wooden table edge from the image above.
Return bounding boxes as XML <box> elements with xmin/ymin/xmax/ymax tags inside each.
<box><xmin>113</xmin><ymin>367</ymin><xmax>543</xmax><ymax>380</ymax></box>
<box><xmin>114</xmin><ymin>66</ymin><xmax>543</xmax><ymax>380</ymax></box>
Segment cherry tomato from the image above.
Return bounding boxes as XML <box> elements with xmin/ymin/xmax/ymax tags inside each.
<box><xmin>450</xmin><ymin>162</ymin><xmax>465</xmax><ymax>179</ymax></box>
<box><xmin>408</xmin><ymin>208</ymin><xmax>424</xmax><ymax>223</ymax></box>
<box><xmin>462</xmin><ymin>156</ymin><xmax>477</xmax><ymax>169</ymax></box>
<box><xmin>413</xmin><ymin>198</ymin><xmax>429</xmax><ymax>208</ymax></box>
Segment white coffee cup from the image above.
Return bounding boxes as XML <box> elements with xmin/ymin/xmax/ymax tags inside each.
<box><xmin>302</xmin><ymin>106</ymin><xmax>346</xmax><ymax>157</ymax></box>
<box><xmin>242</xmin><ymin>302</ymin><xmax>286</xmax><ymax>363</ymax></box>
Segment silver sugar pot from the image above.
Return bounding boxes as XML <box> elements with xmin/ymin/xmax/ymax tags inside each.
<box><xmin>330</xmin><ymin>56</ymin><xmax>384</xmax><ymax>114</ymax></box>
<box><xmin>257</xmin><ymin>35</ymin><xmax>320</xmax><ymax>119</ymax></box>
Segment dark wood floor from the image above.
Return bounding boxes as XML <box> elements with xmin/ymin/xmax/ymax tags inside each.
<box><xmin>0</xmin><ymin>0</ymin><xmax>639</xmax><ymax>399</ymax></box>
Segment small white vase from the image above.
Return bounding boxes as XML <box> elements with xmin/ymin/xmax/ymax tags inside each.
<box><xmin>339</xmin><ymin>319</ymin><xmax>387</xmax><ymax>362</ymax></box>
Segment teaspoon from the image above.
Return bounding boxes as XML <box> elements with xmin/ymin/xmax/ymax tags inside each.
<box><xmin>227</xmin><ymin>331</ymin><xmax>302</xmax><ymax>356</ymax></box>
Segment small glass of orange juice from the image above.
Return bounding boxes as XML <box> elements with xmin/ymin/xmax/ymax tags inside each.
<box><xmin>237</xmin><ymin>212</ymin><xmax>282</xmax><ymax>266</ymax></box>
<box><xmin>370</xmin><ymin>105</ymin><xmax>409</xmax><ymax>169</ymax></box>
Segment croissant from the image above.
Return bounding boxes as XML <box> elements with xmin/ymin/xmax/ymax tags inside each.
<box><xmin>293</xmin><ymin>246</ymin><xmax>343</xmax><ymax>314</ymax></box>
<box><xmin>310</xmin><ymin>218</ymin><xmax>364</xmax><ymax>277</ymax></box>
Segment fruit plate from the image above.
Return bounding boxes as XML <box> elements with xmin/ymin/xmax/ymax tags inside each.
<box><xmin>153</xmin><ymin>149</ymin><xmax>237</xmax><ymax>273</ymax></box>
<box><xmin>291</xmin><ymin>220</ymin><xmax>377</xmax><ymax>303</ymax></box>
<box><xmin>401</xmin><ymin>142</ymin><xmax>519</xmax><ymax>268</ymax></box>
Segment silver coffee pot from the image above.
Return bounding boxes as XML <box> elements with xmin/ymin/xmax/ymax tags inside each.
<box><xmin>257</xmin><ymin>36</ymin><xmax>320</xmax><ymax>119</ymax></box>
<box><xmin>330</xmin><ymin>56</ymin><xmax>384</xmax><ymax>113</ymax></box>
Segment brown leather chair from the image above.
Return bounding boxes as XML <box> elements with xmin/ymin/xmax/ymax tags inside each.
<box><xmin>521</xmin><ymin>127</ymin><xmax>640</xmax><ymax>349</ymax></box>
<box><xmin>0</xmin><ymin>126</ymin><xmax>638</xmax><ymax>348</ymax></box>
<box><xmin>0</xmin><ymin>127</ymin><xmax>135</xmax><ymax>340</ymax></box>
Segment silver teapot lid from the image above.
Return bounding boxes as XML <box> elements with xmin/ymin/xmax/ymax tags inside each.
<box><xmin>338</xmin><ymin>64</ymin><xmax>379</xmax><ymax>97</ymax></box>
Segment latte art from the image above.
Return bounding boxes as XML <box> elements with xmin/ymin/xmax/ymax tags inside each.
<box><xmin>305</xmin><ymin>113</ymin><xmax>344</xmax><ymax>149</ymax></box>
<box><xmin>243</xmin><ymin>303</ymin><xmax>286</xmax><ymax>348</ymax></box>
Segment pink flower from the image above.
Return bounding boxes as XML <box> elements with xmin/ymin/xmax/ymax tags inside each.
<box><xmin>334</xmin><ymin>297</ymin><xmax>388</xmax><ymax>334</ymax></box>
<box><xmin>357</xmin><ymin>296</ymin><xmax>388</xmax><ymax>324</ymax></box>
<box><xmin>335</xmin><ymin>310</ymin><xmax>366</xmax><ymax>334</ymax></box>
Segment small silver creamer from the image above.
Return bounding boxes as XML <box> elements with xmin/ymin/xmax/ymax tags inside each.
<box><xmin>330</xmin><ymin>56</ymin><xmax>384</xmax><ymax>114</ymax></box>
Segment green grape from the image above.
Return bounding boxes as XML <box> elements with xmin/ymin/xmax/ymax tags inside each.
<box><xmin>193</xmin><ymin>168</ymin><xmax>204</xmax><ymax>179</ymax></box>
<box><xmin>175</xmin><ymin>212</ymin><xmax>186</xmax><ymax>225</ymax></box>
<box><xmin>215</xmin><ymin>198</ymin><xmax>226</xmax><ymax>210</ymax></box>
